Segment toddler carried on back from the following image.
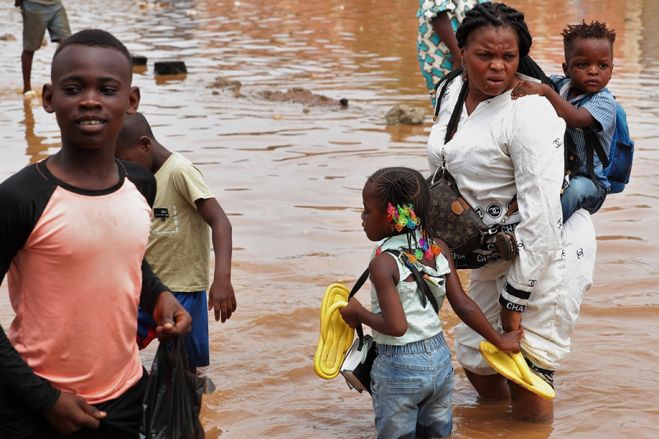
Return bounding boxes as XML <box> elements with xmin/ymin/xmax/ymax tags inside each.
<box><xmin>513</xmin><ymin>20</ymin><xmax>617</xmax><ymax>221</ymax></box>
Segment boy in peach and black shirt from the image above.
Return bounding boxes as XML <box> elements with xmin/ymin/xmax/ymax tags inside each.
<box><xmin>0</xmin><ymin>29</ymin><xmax>190</xmax><ymax>438</ymax></box>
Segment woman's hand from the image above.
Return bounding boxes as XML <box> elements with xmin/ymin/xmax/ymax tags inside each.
<box><xmin>339</xmin><ymin>299</ymin><xmax>365</xmax><ymax>329</ymax></box>
<box><xmin>496</xmin><ymin>328</ymin><xmax>524</xmax><ymax>353</ymax></box>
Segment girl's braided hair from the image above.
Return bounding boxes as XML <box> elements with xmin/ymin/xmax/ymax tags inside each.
<box><xmin>367</xmin><ymin>167</ymin><xmax>434</xmax><ymax>237</ymax></box>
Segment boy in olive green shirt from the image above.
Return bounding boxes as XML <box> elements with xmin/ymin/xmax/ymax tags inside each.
<box><xmin>116</xmin><ymin>112</ymin><xmax>236</xmax><ymax>371</ymax></box>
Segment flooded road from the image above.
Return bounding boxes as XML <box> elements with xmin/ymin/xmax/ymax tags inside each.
<box><xmin>1</xmin><ymin>0</ymin><xmax>658</xmax><ymax>437</ymax></box>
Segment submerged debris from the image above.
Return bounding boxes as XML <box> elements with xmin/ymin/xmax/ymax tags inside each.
<box><xmin>209</xmin><ymin>76</ymin><xmax>242</xmax><ymax>96</ymax></box>
<box><xmin>385</xmin><ymin>104</ymin><xmax>425</xmax><ymax>125</ymax></box>
<box><xmin>258</xmin><ymin>87</ymin><xmax>348</xmax><ymax>108</ymax></box>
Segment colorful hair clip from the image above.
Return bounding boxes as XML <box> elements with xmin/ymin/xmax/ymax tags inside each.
<box><xmin>387</xmin><ymin>202</ymin><xmax>421</xmax><ymax>232</ymax></box>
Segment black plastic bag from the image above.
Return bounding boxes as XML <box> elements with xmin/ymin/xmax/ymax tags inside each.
<box><xmin>140</xmin><ymin>336</ymin><xmax>205</xmax><ymax>439</ymax></box>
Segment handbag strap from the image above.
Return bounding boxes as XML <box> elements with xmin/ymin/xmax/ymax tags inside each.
<box><xmin>349</xmin><ymin>249</ymin><xmax>440</xmax><ymax>350</ymax></box>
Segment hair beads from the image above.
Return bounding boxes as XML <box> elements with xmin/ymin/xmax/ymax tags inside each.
<box><xmin>387</xmin><ymin>202</ymin><xmax>421</xmax><ymax>232</ymax></box>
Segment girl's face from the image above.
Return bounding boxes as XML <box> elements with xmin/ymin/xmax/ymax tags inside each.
<box><xmin>361</xmin><ymin>182</ymin><xmax>392</xmax><ymax>242</ymax></box>
<box><xmin>461</xmin><ymin>25</ymin><xmax>520</xmax><ymax>103</ymax></box>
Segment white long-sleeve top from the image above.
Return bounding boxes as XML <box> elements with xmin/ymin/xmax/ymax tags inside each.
<box><xmin>427</xmin><ymin>76</ymin><xmax>566</xmax><ymax>308</ymax></box>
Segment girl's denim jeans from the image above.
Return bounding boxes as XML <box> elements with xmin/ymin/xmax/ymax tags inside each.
<box><xmin>371</xmin><ymin>332</ymin><xmax>453</xmax><ymax>439</ymax></box>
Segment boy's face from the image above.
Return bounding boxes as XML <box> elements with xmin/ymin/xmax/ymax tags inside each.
<box><xmin>42</xmin><ymin>45</ymin><xmax>140</xmax><ymax>152</ymax></box>
<box><xmin>563</xmin><ymin>38</ymin><xmax>613</xmax><ymax>94</ymax></box>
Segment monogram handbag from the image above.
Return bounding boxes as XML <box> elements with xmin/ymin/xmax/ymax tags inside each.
<box><xmin>427</xmin><ymin>167</ymin><xmax>491</xmax><ymax>255</ymax></box>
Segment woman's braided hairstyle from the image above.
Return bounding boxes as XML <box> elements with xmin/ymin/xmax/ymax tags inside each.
<box><xmin>456</xmin><ymin>2</ymin><xmax>552</xmax><ymax>84</ymax></box>
<box><xmin>442</xmin><ymin>2</ymin><xmax>553</xmax><ymax>142</ymax></box>
<box><xmin>367</xmin><ymin>167</ymin><xmax>434</xmax><ymax>239</ymax></box>
<box><xmin>456</xmin><ymin>2</ymin><xmax>531</xmax><ymax>58</ymax></box>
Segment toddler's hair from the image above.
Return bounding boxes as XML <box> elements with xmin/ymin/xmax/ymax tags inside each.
<box><xmin>366</xmin><ymin>167</ymin><xmax>433</xmax><ymax>235</ymax></box>
<box><xmin>562</xmin><ymin>20</ymin><xmax>616</xmax><ymax>54</ymax></box>
<box><xmin>53</xmin><ymin>29</ymin><xmax>132</xmax><ymax>68</ymax></box>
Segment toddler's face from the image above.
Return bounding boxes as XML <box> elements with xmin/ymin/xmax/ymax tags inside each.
<box><xmin>563</xmin><ymin>38</ymin><xmax>613</xmax><ymax>94</ymax></box>
<box><xmin>361</xmin><ymin>183</ymin><xmax>391</xmax><ymax>242</ymax></box>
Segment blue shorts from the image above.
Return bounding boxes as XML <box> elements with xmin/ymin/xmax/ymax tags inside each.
<box><xmin>137</xmin><ymin>291</ymin><xmax>209</xmax><ymax>368</ymax></box>
<box><xmin>371</xmin><ymin>332</ymin><xmax>453</xmax><ymax>439</ymax></box>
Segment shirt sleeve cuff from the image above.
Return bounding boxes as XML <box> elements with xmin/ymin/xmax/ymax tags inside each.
<box><xmin>499</xmin><ymin>280</ymin><xmax>531</xmax><ymax>312</ymax></box>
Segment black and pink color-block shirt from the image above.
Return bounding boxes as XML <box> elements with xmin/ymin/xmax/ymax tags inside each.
<box><xmin>0</xmin><ymin>159</ymin><xmax>166</xmax><ymax>412</ymax></box>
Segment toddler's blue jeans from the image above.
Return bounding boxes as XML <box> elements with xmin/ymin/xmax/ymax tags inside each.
<box><xmin>561</xmin><ymin>175</ymin><xmax>606</xmax><ymax>221</ymax></box>
<box><xmin>371</xmin><ymin>332</ymin><xmax>453</xmax><ymax>439</ymax></box>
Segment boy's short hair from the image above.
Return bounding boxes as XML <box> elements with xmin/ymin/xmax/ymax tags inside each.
<box><xmin>562</xmin><ymin>20</ymin><xmax>616</xmax><ymax>55</ymax></box>
<box><xmin>116</xmin><ymin>112</ymin><xmax>155</xmax><ymax>152</ymax></box>
<box><xmin>52</xmin><ymin>29</ymin><xmax>132</xmax><ymax>71</ymax></box>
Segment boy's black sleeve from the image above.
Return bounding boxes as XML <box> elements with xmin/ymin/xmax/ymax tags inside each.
<box><xmin>121</xmin><ymin>160</ymin><xmax>169</xmax><ymax>313</ymax></box>
<box><xmin>140</xmin><ymin>259</ymin><xmax>168</xmax><ymax>314</ymax></box>
<box><xmin>0</xmin><ymin>165</ymin><xmax>61</xmax><ymax>413</ymax></box>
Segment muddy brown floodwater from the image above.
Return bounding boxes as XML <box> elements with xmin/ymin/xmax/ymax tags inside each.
<box><xmin>1</xmin><ymin>0</ymin><xmax>658</xmax><ymax>438</ymax></box>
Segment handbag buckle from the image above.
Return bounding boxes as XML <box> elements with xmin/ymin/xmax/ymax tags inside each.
<box><xmin>486</xmin><ymin>227</ymin><xmax>499</xmax><ymax>236</ymax></box>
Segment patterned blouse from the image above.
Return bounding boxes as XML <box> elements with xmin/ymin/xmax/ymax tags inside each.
<box><xmin>416</xmin><ymin>0</ymin><xmax>484</xmax><ymax>95</ymax></box>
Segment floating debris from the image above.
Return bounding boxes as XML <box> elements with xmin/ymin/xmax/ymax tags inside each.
<box><xmin>154</xmin><ymin>61</ymin><xmax>187</xmax><ymax>75</ymax></box>
<box><xmin>385</xmin><ymin>104</ymin><xmax>425</xmax><ymax>125</ymax></box>
<box><xmin>131</xmin><ymin>55</ymin><xmax>148</xmax><ymax>66</ymax></box>
<box><xmin>0</xmin><ymin>34</ymin><xmax>16</xmax><ymax>42</ymax></box>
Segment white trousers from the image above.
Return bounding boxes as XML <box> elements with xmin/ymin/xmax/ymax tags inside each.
<box><xmin>455</xmin><ymin>209</ymin><xmax>596</xmax><ymax>373</ymax></box>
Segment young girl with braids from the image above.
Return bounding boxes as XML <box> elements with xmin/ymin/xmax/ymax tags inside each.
<box><xmin>340</xmin><ymin>166</ymin><xmax>522</xmax><ymax>439</ymax></box>
<box><xmin>427</xmin><ymin>2</ymin><xmax>597</xmax><ymax>422</ymax></box>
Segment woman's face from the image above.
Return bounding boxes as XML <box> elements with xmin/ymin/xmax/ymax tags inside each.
<box><xmin>461</xmin><ymin>25</ymin><xmax>520</xmax><ymax>102</ymax></box>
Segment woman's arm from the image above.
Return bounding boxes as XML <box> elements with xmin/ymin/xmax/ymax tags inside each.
<box><xmin>501</xmin><ymin>98</ymin><xmax>566</xmax><ymax>330</ymax></box>
<box><xmin>340</xmin><ymin>254</ymin><xmax>408</xmax><ymax>337</ymax></box>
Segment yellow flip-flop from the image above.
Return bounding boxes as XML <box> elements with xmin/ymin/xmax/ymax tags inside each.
<box><xmin>313</xmin><ymin>283</ymin><xmax>355</xmax><ymax>379</ymax></box>
<box><xmin>479</xmin><ymin>341</ymin><xmax>556</xmax><ymax>400</ymax></box>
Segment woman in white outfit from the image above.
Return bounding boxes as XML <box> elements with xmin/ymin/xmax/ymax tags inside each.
<box><xmin>426</xmin><ymin>2</ymin><xmax>596</xmax><ymax>422</ymax></box>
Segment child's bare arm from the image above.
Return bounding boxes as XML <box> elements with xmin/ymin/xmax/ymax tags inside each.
<box><xmin>511</xmin><ymin>80</ymin><xmax>595</xmax><ymax>129</ymax></box>
<box><xmin>438</xmin><ymin>240</ymin><xmax>522</xmax><ymax>352</ymax></box>
<box><xmin>340</xmin><ymin>255</ymin><xmax>408</xmax><ymax>337</ymax></box>
<box><xmin>196</xmin><ymin>197</ymin><xmax>236</xmax><ymax>323</ymax></box>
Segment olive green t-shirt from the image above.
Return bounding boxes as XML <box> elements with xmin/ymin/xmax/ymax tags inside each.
<box><xmin>146</xmin><ymin>152</ymin><xmax>214</xmax><ymax>292</ymax></box>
